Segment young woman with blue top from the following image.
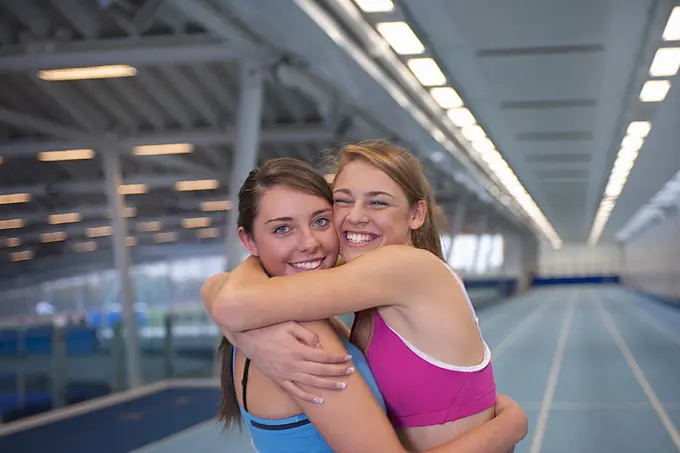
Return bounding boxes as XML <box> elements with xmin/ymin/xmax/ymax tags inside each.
<box><xmin>207</xmin><ymin>157</ymin><xmax>526</xmax><ymax>453</ymax></box>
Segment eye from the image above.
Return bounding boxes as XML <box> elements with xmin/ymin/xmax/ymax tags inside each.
<box><xmin>333</xmin><ymin>198</ymin><xmax>352</xmax><ymax>205</ymax></box>
<box><xmin>313</xmin><ymin>217</ymin><xmax>330</xmax><ymax>227</ymax></box>
<box><xmin>369</xmin><ymin>200</ymin><xmax>389</xmax><ymax>207</ymax></box>
<box><xmin>273</xmin><ymin>225</ymin><xmax>290</xmax><ymax>234</ymax></box>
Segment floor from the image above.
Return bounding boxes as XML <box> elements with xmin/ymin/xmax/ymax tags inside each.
<box><xmin>1</xmin><ymin>284</ymin><xmax>679</xmax><ymax>452</ymax></box>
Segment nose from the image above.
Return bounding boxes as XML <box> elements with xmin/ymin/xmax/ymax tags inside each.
<box><xmin>346</xmin><ymin>203</ymin><xmax>368</xmax><ymax>225</ymax></box>
<box><xmin>297</xmin><ymin>228</ymin><xmax>320</xmax><ymax>253</ymax></box>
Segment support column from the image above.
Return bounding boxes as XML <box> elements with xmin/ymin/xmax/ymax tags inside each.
<box><xmin>225</xmin><ymin>59</ymin><xmax>265</xmax><ymax>271</ymax></box>
<box><xmin>472</xmin><ymin>215</ymin><xmax>488</xmax><ymax>274</ymax></box>
<box><xmin>103</xmin><ymin>149</ymin><xmax>142</xmax><ymax>388</ymax></box>
<box><xmin>519</xmin><ymin>233</ymin><xmax>540</xmax><ymax>292</ymax></box>
<box><xmin>445</xmin><ymin>195</ymin><xmax>468</xmax><ymax>262</ymax></box>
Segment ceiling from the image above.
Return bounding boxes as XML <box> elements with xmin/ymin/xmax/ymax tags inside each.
<box><xmin>1</xmin><ymin>0</ymin><xmax>678</xmax><ymax>286</ymax></box>
<box><xmin>0</xmin><ymin>0</ymin><xmax>523</xmax><ymax>286</ymax></box>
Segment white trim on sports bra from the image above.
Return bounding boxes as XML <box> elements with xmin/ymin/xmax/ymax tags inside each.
<box><xmin>380</xmin><ymin>317</ymin><xmax>491</xmax><ymax>372</ymax></box>
<box><xmin>379</xmin><ymin>261</ymin><xmax>491</xmax><ymax>373</ymax></box>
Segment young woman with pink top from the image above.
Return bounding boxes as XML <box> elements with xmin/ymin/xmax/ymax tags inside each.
<box><xmin>203</xmin><ymin>141</ymin><xmax>524</xmax><ymax>451</ymax></box>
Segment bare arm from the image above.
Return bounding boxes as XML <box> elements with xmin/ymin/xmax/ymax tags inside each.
<box><xmin>295</xmin><ymin>321</ymin><xmax>526</xmax><ymax>453</ymax></box>
<box><xmin>212</xmin><ymin>245</ymin><xmax>446</xmax><ymax>332</ymax></box>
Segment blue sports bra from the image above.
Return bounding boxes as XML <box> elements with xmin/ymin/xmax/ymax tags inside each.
<box><xmin>234</xmin><ymin>338</ymin><xmax>386</xmax><ymax>453</ymax></box>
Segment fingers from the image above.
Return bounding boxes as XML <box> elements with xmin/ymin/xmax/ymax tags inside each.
<box><xmin>292</xmin><ymin>373</ymin><xmax>348</xmax><ymax>391</ymax></box>
<box><xmin>280</xmin><ymin>380</ymin><xmax>324</xmax><ymax>404</ymax></box>
<box><xmin>299</xmin><ymin>345</ymin><xmax>352</xmax><ymax>364</ymax></box>
<box><xmin>288</xmin><ymin>323</ymin><xmax>320</xmax><ymax>347</ymax></box>
<box><xmin>298</xmin><ymin>361</ymin><xmax>355</xmax><ymax>377</ymax></box>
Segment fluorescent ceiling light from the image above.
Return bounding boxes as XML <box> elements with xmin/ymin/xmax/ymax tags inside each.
<box><xmin>626</xmin><ymin>121</ymin><xmax>651</xmax><ymax>138</ymax></box>
<box><xmin>354</xmin><ymin>0</ymin><xmax>394</xmax><ymax>13</ymax></box>
<box><xmin>155</xmin><ymin>232</ymin><xmax>177</xmax><ymax>243</ymax></box>
<box><xmin>649</xmin><ymin>48</ymin><xmax>680</xmax><ymax>77</ymax></box>
<box><xmin>48</xmin><ymin>212</ymin><xmax>81</xmax><ymax>224</ymax></box>
<box><xmin>197</xmin><ymin>228</ymin><xmax>219</xmax><ymax>239</ymax></box>
<box><xmin>40</xmin><ymin>231</ymin><xmax>67</xmax><ymax>243</ymax></box>
<box><xmin>2</xmin><ymin>237</ymin><xmax>20</xmax><ymax>247</ymax></box>
<box><xmin>447</xmin><ymin>108</ymin><xmax>476</xmax><ymax>127</ymax></box>
<box><xmin>200</xmin><ymin>200</ymin><xmax>232</xmax><ymax>211</ymax></box>
<box><xmin>429</xmin><ymin>87</ymin><xmax>463</xmax><ymax>109</ymax></box>
<box><xmin>407</xmin><ymin>58</ymin><xmax>447</xmax><ymax>86</ymax></box>
<box><xmin>119</xmin><ymin>184</ymin><xmax>147</xmax><ymax>195</ymax></box>
<box><xmin>640</xmin><ymin>80</ymin><xmax>671</xmax><ymax>102</ymax></box>
<box><xmin>39</xmin><ymin>149</ymin><xmax>94</xmax><ymax>162</ymax></box>
<box><xmin>175</xmin><ymin>179</ymin><xmax>219</xmax><ymax>191</ymax></box>
<box><xmin>662</xmin><ymin>6</ymin><xmax>680</xmax><ymax>41</ymax></box>
<box><xmin>38</xmin><ymin>65</ymin><xmax>137</xmax><ymax>81</ymax></box>
<box><xmin>74</xmin><ymin>241</ymin><xmax>97</xmax><ymax>253</ymax></box>
<box><xmin>133</xmin><ymin>144</ymin><xmax>194</xmax><ymax>156</ymax></box>
<box><xmin>137</xmin><ymin>221</ymin><xmax>162</xmax><ymax>232</ymax></box>
<box><xmin>0</xmin><ymin>219</ymin><xmax>23</xmax><ymax>229</ymax></box>
<box><xmin>10</xmin><ymin>250</ymin><xmax>34</xmax><ymax>262</ymax></box>
<box><xmin>461</xmin><ymin>125</ymin><xmax>486</xmax><ymax>142</ymax></box>
<box><xmin>0</xmin><ymin>193</ymin><xmax>30</xmax><ymax>204</ymax></box>
<box><xmin>376</xmin><ymin>22</ymin><xmax>425</xmax><ymax>55</ymax></box>
<box><xmin>182</xmin><ymin>217</ymin><xmax>211</xmax><ymax>228</ymax></box>
<box><xmin>86</xmin><ymin>226</ymin><xmax>112</xmax><ymax>238</ymax></box>
<box><xmin>620</xmin><ymin>135</ymin><xmax>644</xmax><ymax>152</ymax></box>
<box><xmin>472</xmin><ymin>138</ymin><xmax>495</xmax><ymax>154</ymax></box>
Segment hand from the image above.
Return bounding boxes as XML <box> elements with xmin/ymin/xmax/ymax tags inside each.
<box><xmin>230</xmin><ymin>321</ymin><xmax>355</xmax><ymax>403</ymax></box>
<box><xmin>494</xmin><ymin>394</ymin><xmax>528</xmax><ymax>445</ymax></box>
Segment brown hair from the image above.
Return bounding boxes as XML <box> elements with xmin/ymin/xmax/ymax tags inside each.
<box><xmin>329</xmin><ymin>140</ymin><xmax>444</xmax><ymax>260</ymax></box>
<box><xmin>217</xmin><ymin>157</ymin><xmax>333</xmax><ymax>429</ymax></box>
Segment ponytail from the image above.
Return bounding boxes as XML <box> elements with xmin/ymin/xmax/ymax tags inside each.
<box><xmin>217</xmin><ymin>337</ymin><xmax>242</xmax><ymax>430</ymax></box>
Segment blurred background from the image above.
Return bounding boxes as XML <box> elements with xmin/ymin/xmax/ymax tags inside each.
<box><xmin>0</xmin><ymin>0</ymin><xmax>679</xmax><ymax>452</ymax></box>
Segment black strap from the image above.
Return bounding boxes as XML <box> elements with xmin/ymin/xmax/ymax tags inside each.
<box><xmin>242</xmin><ymin>358</ymin><xmax>251</xmax><ymax>412</ymax></box>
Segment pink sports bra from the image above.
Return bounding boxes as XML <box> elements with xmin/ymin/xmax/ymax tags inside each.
<box><xmin>357</xmin><ymin>274</ymin><xmax>496</xmax><ymax>428</ymax></box>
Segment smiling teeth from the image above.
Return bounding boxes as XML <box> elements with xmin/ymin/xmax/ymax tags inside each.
<box><xmin>347</xmin><ymin>233</ymin><xmax>374</xmax><ymax>243</ymax></box>
<box><xmin>290</xmin><ymin>260</ymin><xmax>322</xmax><ymax>270</ymax></box>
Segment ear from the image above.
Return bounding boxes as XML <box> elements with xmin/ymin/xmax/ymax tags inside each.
<box><xmin>238</xmin><ymin>227</ymin><xmax>258</xmax><ymax>256</ymax></box>
<box><xmin>409</xmin><ymin>199</ymin><xmax>427</xmax><ymax>230</ymax></box>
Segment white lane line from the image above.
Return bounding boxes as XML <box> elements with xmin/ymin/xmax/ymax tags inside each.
<box><xmin>529</xmin><ymin>292</ymin><xmax>576</xmax><ymax>453</ymax></box>
<box><xmin>480</xmin><ymin>295</ymin><xmax>541</xmax><ymax>331</ymax></box>
<box><xmin>597</xmin><ymin>300</ymin><xmax>680</xmax><ymax>451</ymax></box>
<box><xmin>631</xmin><ymin>303</ymin><xmax>680</xmax><ymax>347</ymax></box>
<box><xmin>491</xmin><ymin>296</ymin><xmax>553</xmax><ymax>361</ymax></box>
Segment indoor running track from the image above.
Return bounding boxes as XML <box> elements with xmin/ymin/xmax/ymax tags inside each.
<box><xmin>2</xmin><ymin>285</ymin><xmax>679</xmax><ymax>453</ymax></box>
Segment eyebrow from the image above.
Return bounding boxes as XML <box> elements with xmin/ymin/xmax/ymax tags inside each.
<box><xmin>333</xmin><ymin>188</ymin><xmax>396</xmax><ymax>199</ymax></box>
<box><xmin>264</xmin><ymin>208</ymin><xmax>331</xmax><ymax>224</ymax></box>
<box><xmin>265</xmin><ymin>217</ymin><xmax>292</xmax><ymax>224</ymax></box>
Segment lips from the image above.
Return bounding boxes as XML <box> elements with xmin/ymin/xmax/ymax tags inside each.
<box><xmin>343</xmin><ymin>231</ymin><xmax>379</xmax><ymax>245</ymax></box>
<box><xmin>288</xmin><ymin>257</ymin><xmax>324</xmax><ymax>271</ymax></box>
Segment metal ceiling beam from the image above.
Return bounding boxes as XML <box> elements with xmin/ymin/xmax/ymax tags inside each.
<box><xmin>1</xmin><ymin>213</ymin><xmax>226</xmax><ymax>244</ymax></box>
<box><xmin>0</xmin><ymin>173</ymin><xmax>222</xmax><ymax>197</ymax></box>
<box><xmin>0</xmin><ymin>38</ymin><xmax>266</xmax><ymax>73</ymax></box>
<box><xmin>0</xmin><ymin>106</ymin><xmax>88</xmax><ymax>139</ymax></box>
<box><xmin>0</xmin><ymin>123</ymin><xmax>342</xmax><ymax>157</ymax></box>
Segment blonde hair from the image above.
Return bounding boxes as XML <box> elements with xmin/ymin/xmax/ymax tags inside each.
<box><xmin>329</xmin><ymin>140</ymin><xmax>444</xmax><ymax>260</ymax></box>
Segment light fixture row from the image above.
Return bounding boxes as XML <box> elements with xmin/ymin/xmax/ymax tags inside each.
<box><xmin>4</xmin><ymin>227</ymin><xmax>222</xmax><ymax>262</ymax></box>
<box><xmin>588</xmin><ymin>6</ymin><xmax>680</xmax><ymax>246</ymax></box>
<box><xmin>353</xmin><ymin>0</ymin><xmax>562</xmax><ymax>248</ymax></box>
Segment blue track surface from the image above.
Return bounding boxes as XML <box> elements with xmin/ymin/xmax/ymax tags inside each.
<box><xmin>2</xmin><ymin>285</ymin><xmax>679</xmax><ymax>453</ymax></box>
<box><xmin>0</xmin><ymin>388</ymin><xmax>220</xmax><ymax>453</ymax></box>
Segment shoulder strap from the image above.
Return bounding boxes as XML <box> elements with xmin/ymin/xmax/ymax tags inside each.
<box><xmin>241</xmin><ymin>358</ymin><xmax>251</xmax><ymax>412</ymax></box>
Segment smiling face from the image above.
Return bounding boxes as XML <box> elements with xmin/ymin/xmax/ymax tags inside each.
<box><xmin>332</xmin><ymin>159</ymin><xmax>425</xmax><ymax>262</ymax></box>
<box><xmin>239</xmin><ymin>185</ymin><xmax>339</xmax><ymax>277</ymax></box>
